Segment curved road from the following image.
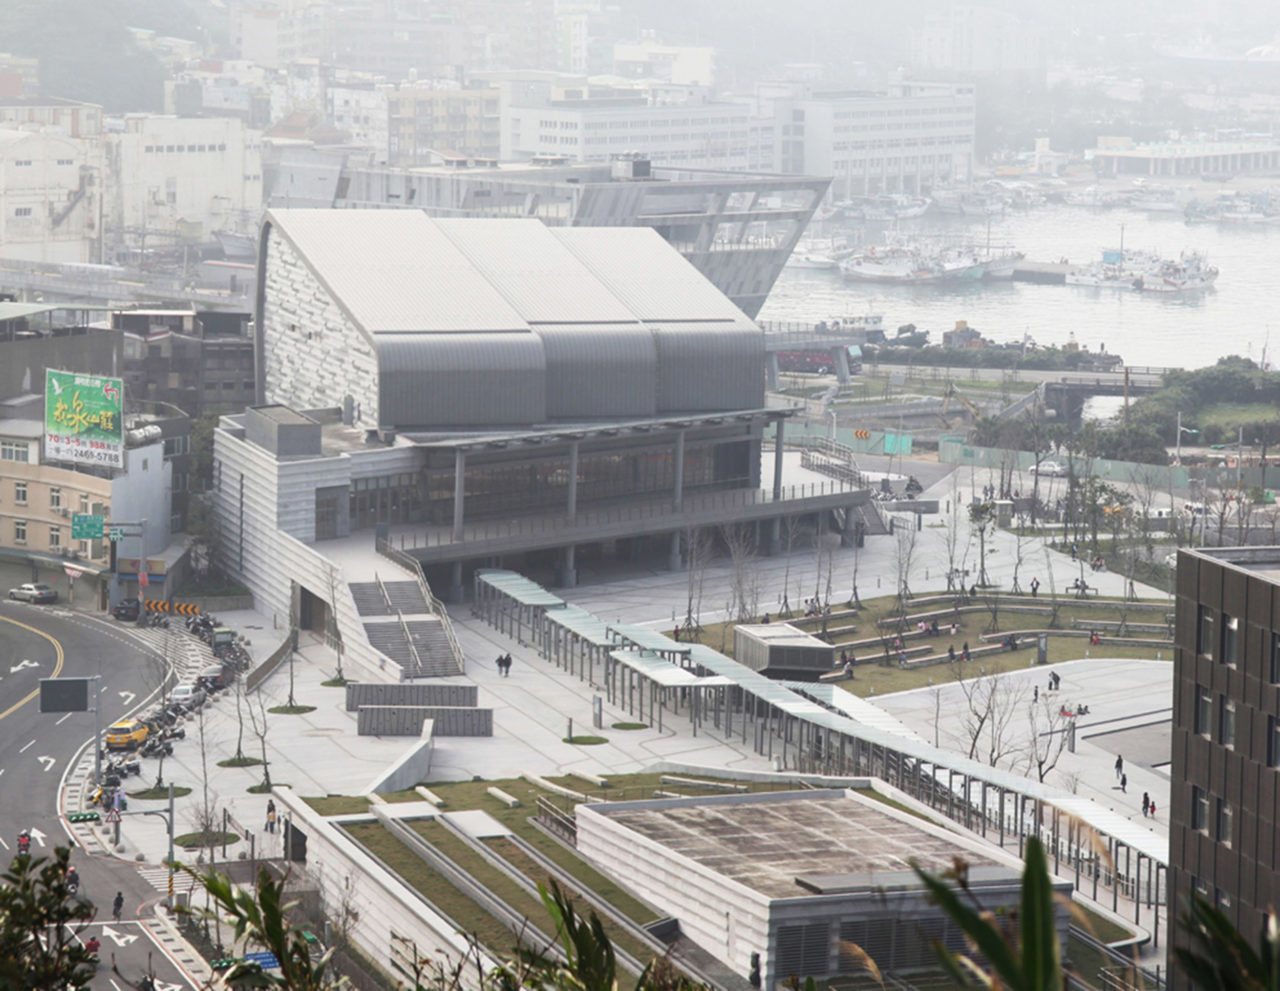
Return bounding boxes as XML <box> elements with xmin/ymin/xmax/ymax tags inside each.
<box><xmin>0</xmin><ymin>601</ymin><xmax>198</xmax><ymax>990</ymax></box>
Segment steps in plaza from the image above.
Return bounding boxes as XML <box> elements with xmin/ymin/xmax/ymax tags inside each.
<box><xmin>349</xmin><ymin>582</ymin><xmax>392</xmax><ymax>617</ymax></box>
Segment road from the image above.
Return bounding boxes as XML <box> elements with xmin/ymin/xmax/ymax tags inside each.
<box><xmin>0</xmin><ymin>601</ymin><xmax>198</xmax><ymax>990</ymax></box>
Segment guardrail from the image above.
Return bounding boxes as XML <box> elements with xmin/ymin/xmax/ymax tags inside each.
<box><xmin>245</xmin><ymin>630</ymin><xmax>297</xmax><ymax>693</ymax></box>
<box><xmin>376</xmin><ymin>540</ymin><xmax>465</xmax><ymax>675</ymax></box>
<box><xmin>396</xmin><ymin>609</ymin><xmax>424</xmax><ymax>680</ymax></box>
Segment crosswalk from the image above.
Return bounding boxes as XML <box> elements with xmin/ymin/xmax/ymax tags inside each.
<box><xmin>136</xmin><ymin>865</ymin><xmax>200</xmax><ymax>896</ymax></box>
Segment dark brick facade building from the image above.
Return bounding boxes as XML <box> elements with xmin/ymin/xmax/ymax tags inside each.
<box><xmin>1171</xmin><ymin>548</ymin><xmax>1280</xmax><ymax>981</ymax></box>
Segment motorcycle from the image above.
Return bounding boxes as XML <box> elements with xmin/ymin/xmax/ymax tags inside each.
<box><xmin>140</xmin><ymin>738</ymin><xmax>173</xmax><ymax>758</ymax></box>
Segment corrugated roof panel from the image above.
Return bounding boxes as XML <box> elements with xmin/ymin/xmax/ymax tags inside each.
<box><xmin>434</xmin><ymin>219</ymin><xmax>638</xmax><ymax>324</ymax></box>
<box><xmin>378</xmin><ymin>332</ymin><xmax>546</xmax><ymax>427</ymax></box>
<box><xmin>266</xmin><ymin>209</ymin><xmax>528</xmax><ymax>333</ymax></box>
<box><xmin>552</xmin><ymin>227</ymin><xmax>748</xmax><ymax>322</ymax></box>
<box><xmin>534</xmin><ymin>323</ymin><xmax>656</xmax><ymax>419</ymax></box>
<box><xmin>649</xmin><ymin>322</ymin><xmax>765</xmax><ymax>412</ymax></box>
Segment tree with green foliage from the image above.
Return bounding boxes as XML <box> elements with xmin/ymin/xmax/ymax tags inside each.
<box><xmin>0</xmin><ymin>846</ymin><xmax>98</xmax><ymax>989</ymax></box>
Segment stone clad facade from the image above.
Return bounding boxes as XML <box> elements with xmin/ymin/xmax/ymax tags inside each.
<box><xmin>258</xmin><ymin>231</ymin><xmax>381</xmax><ymax>426</ymax></box>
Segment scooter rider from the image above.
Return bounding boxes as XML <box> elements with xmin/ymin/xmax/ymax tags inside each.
<box><xmin>16</xmin><ymin>829</ymin><xmax>30</xmax><ymax>854</ymax></box>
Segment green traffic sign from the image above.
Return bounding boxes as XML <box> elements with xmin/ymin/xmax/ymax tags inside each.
<box><xmin>107</xmin><ymin>527</ymin><xmax>125</xmax><ymax>542</ymax></box>
<box><xmin>71</xmin><ymin>514</ymin><xmax>104</xmax><ymax>540</ymax></box>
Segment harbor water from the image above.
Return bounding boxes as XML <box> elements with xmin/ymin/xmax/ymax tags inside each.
<box><xmin>758</xmin><ymin>203</ymin><xmax>1280</xmax><ymax>370</ymax></box>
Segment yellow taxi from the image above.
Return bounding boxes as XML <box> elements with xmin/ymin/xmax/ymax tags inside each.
<box><xmin>105</xmin><ymin>719</ymin><xmax>149</xmax><ymax>751</ymax></box>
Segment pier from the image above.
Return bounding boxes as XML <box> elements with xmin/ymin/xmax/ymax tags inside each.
<box><xmin>1011</xmin><ymin>260</ymin><xmax>1073</xmax><ymax>284</ymax></box>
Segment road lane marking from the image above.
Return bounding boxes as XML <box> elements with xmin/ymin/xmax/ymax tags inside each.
<box><xmin>36</xmin><ymin>755</ymin><xmax>55</xmax><ymax>772</ymax></box>
<box><xmin>9</xmin><ymin>658</ymin><xmax>38</xmax><ymax>673</ymax></box>
<box><xmin>0</xmin><ymin>614</ymin><xmax>64</xmax><ymax>722</ymax></box>
<box><xmin>56</xmin><ymin>712</ymin><xmax>72</xmax><ymax>724</ymax></box>
<box><xmin>18</xmin><ymin>739</ymin><xmax>34</xmax><ymax>753</ymax></box>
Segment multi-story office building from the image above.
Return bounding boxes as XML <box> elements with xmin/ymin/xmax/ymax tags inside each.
<box><xmin>499</xmin><ymin>77</ymin><xmax>774</xmax><ymax>171</ymax></box>
<box><xmin>764</xmin><ymin>79</ymin><xmax>976</xmax><ymax>197</ymax></box>
<box><xmin>0</xmin><ymin>96</ymin><xmax>102</xmax><ymax>138</ymax></box>
<box><xmin>612</xmin><ymin>40</ymin><xmax>716</xmax><ymax>87</ymax></box>
<box><xmin>0</xmin><ymin>129</ymin><xmax>103</xmax><ymax>263</ymax></box>
<box><xmin>388</xmin><ymin>82</ymin><xmax>500</xmax><ymax>164</ymax></box>
<box><xmin>1170</xmin><ymin>547</ymin><xmax>1280</xmax><ymax>982</ymax></box>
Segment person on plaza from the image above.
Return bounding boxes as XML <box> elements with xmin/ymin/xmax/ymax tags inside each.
<box><xmin>16</xmin><ymin>829</ymin><xmax>29</xmax><ymax>854</ymax></box>
<box><xmin>112</xmin><ymin>892</ymin><xmax>124</xmax><ymax>922</ymax></box>
<box><xmin>266</xmin><ymin>799</ymin><xmax>277</xmax><ymax>834</ymax></box>
<box><xmin>930</xmin><ymin>619</ymin><xmax>939</xmax><ymax>636</ymax></box>
<box><xmin>1115</xmin><ymin>754</ymin><xmax>1124</xmax><ymax>780</ymax></box>
<box><xmin>1142</xmin><ymin>792</ymin><xmax>1151</xmax><ymax>818</ymax></box>
<box><xmin>1030</xmin><ymin>576</ymin><xmax>1040</xmax><ymax>598</ymax></box>
<box><xmin>948</xmin><ymin>644</ymin><xmax>956</xmax><ymax>662</ymax></box>
<box><xmin>1071</xmin><ymin>541</ymin><xmax>1078</xmax><ymax>560</ymax></box>
<box><xmin>762</xmin><ymin>613</ymin><xmax>770</xmax><ymax>624</ymax></box>
<box><xmin>1120</xmin><ymin>773</ymin><xmax>1127</xmax><ymax>793</ymax></box>
<box><xmin>962</xmin><ymin>642</ymin><xmax>970</xmax><ymax>662</ymax></box>
<box><xmin>503</xmin><ymin>653</ymin><xmax>513</xmax><ymax>677</ymax></box>
<box><xmin>950</xmin><ymin>622</ymin><xmax>958</xmax><ymax>637</ymax></box>
<box><xmin>1150</xmin><ymin>801</ymin><xmax>1156</xmax><ymax>817</ymax></box>
<box><xmin>1034</xmin><ymin>685</ymin><xmax>1039</xmax><ymax>703</ymax></box>
<box><xmin>673</xmin><ymin>624</ymin><xmax>680</xmax><ymax>642</ymax></box>
<box><xmin>843</xmin><ymin>659</ymin><xmax>854</xmax><ymax>679</ymax></box>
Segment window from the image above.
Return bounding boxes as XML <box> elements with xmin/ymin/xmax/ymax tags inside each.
<box><xmin>1222</xmin><ymin>614</ymin><xmax>1239</xmax><ymax>666</ymax></box>
<box><xmin>79</xmin><ymin>493</ymin><xmax>89</xmax><ymax>513</ymax></box>
<box><xmin>48</xmin><ymin>525</ymin><xmax>60</xmax><ymax>549</ymax></box>
<box><xmin>13</xmin><ymin>159</ymin><xmax>31</xmax><ymax>167</ymax></box>
<box><xmin>1269</xmin><ymin>715</ymin><xmax>1280</xmax><ymax>767</ymax></box>
<box><xmin>1218</xmin><ymin>695</ymin><xmax>1235</xmax><ymax>748</ymax></box>
<box><xmin>1271</xmin><ymin>632</ymin><xmax>1280</xmax><ymax>684</ymax></box>
<box><xmin>1216</xmin><ymin>887</ymin><xmax>1232</xmax><ymax>911</ymax></box>
<box><xmin>49</xmin><ymin>487</ymin><xmax>61</xmax><ymax>510</ymax></box>
<box><xmin>14</xmin><ymin>480</ymin><xmax>27</xmax><ymax>505</ymax></box>
<box><xmin>14</xmin><ymin>207</ymin><xmax>32</xmax><ymax>217</ymax></box>
<box><xmin>56</xmin><ymin>158</ymin><xmax>73</xmax><ymax>166</ymax></box>
<box><xmin>1195</xmin><ymin>687</ymin><xmax>1211</xmax><ymax>736</ymax></box>
<box><xmin>1191</xmin><ymin>786</ymin><xmax>1209</xmax><ymax>832</ymax></box>
<box><xmin>1216</xmin><ymin>798</ymin><xmax>1233</xmax><ymax>846</ymax></box>
<box><xmin>1197</xmin><ymin>606</ymin><xmax>1214</xmax><ymax>658</ymax></box>
<box><xmin>0</xmin><ymin>440</ymin><xmax>28</xmax><ymax>462</ymax></box>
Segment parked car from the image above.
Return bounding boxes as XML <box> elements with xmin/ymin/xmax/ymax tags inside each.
<box><xmin>105</xmin><ymin>719</ymin><xmax>149</xmax><ymax>751</ymax></box>
<box><xmin>197</xmin><ymin>664</ymin><xmax>233</xmax><ymax>692</ymax></box>
<box><xmin>8</xmin><ymin>582</ymin><xmax>57</xmax><ymax>604</ymax></box>
<box><xmin>111</xmin><ymin>597</ymin><xmax>141</xmax><ymax>621</ymax></box>
<box><xmin>170</xmin><ymin>684</ymin><xmax>206</xmax><ymax>709</ymax></box>
<box><xmin>1029</xmin><ymin>460</ymin><xmax>1068</xmax><ymax>477</ymax></box>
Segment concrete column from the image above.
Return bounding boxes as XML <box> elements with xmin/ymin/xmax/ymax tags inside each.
<box><xmin>567</xmin><ymin>440</ymin><xmax>579</xmax><ymax>521</ymax></box>
<box><xmin>448</xmin><ymin>560</ymin><xmax>464</xmax><ymax>604</ymax></box>
<box><xmin>833</xmin><ymin>346</ymin><xmax>851</xmax><ymax>385</ymax></box>
<box><xmin>667</xmin><ymin>531</ymin><xmax>683</xmax><ymax>571</ymax></box>
<box><xmin>840</xmin><ymin>504</ymin><xmax>859</xmax><ymax>547</ymax></box>
<box><xmin>772</xmin><ymin>419</ymin><xmax>785</xmax><ymax>501</ymax></box>
<box><xmin>452</xmin><ymin>449</ymin><xmax>466</xmax><ymax>541</ymax></box>
<box><xmin>766</xmin><ymin>352</ymin><xmax>780</xmax><ymax>392</ymax></box>
<box><xmin>557</xmin><ymin>544</ymin><xmax>577</xmax><ymax>588</ymax></box>
<box><xmin>672</xmin><ymin>430</ymin><xmax>685</xmax><ymax>511</ymax></box>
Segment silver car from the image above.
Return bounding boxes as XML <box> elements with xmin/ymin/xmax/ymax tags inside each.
<box><xmin>8</xmin><ymin>582</ymin><xmax>57</xmax><ymax>604</ymax></box>
<box><xmin>1029</xmin><ymin>460</ymin><xmax>1068</xmax><ymax>478</ymax></box>
<box><xmin>170</xmin><ymin>684</ymin><xmax>206</xmax><ymax>709</ymax></box>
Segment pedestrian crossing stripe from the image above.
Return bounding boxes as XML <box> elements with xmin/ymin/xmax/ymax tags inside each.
<box><xmin>136</xmin><ymin>866</ymin><xmax>199</xmax><ymax>894</ymax></box>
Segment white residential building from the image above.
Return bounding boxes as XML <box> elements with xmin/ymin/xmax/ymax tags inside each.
<box><xmin>613</xmin><ymin>39</ymin><xmax>715</xmax><ymax>87</ymax></box>
<box><xmin>327</xmin><ymin>80</ymin><xmax>392</xmax><ymax>164</ymax></box>
<box><xmin>765</xmin><ymin>79</ymin><xmax>976</xmax><ymax>197</ymax></box>
<box><xmin>107</xmin><ymin>115</ymin><xmax>263</xmax><ymax>255</ymax></box>
<box><xmin>0</xmin><ymin>129</ymin><xmax>102</xmax><ymax>263</ymax></box>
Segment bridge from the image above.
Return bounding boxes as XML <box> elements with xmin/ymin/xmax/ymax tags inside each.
<box><xmin>0</xmin><ymin>259</ymin><xmax>252</xmax><ymax>311</ymax></box>
<box><xmin>760</xmin><ymin>319</ymin><xmax>877</xmax><ymax>388</ymax></box>
<box><xmin>1040</xmin><ymin>368</ymin><xmax>1167</xmax><ymax>421</ymax></box>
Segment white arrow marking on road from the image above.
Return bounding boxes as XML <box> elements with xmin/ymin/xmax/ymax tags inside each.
<box><xmin>118</xmin><ymin>690</ymin><xmax>136</xmax><ymax>707</ymax></box>
<box><xmin>156</xmin><ymin>982</ymin><xmax>183</xmax><ymax>991</ymax></box>
<box><xmin>0</xmin><ymin>834</ymin><xmax>7</xmax><ymax>850</ymax></box>
<box><xmin>100</xmin><ymin>925</ymin><xmax>138</xmax><ymax>947</ymax></box>
<box><xmin>29</xmin><ymin>827</ymin><xmax>47</xmax><ymax>847</ymax></box>
<box><xmin>9</xmin><ymin>658</ymin><xmax>37</xmax><ymax>673</ymax></box>
<box><xmin>36</xmin><ymin>755</ymin><xmax>55</xmax><ymax>773</ymax></box>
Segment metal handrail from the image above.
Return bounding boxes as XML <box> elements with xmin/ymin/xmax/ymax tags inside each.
<box><xmin>396</xmin><ymin>608</ymin><xmax>424</xmax><ymax>679</ymax></box>
<box><xmin>373</xmin><ymin>571</ymin><xmax>393</xmax><ymax>614</ymax></box>
<box><xmin>375</xmin><ymin>540</ymin><xmax>465</xmax><ymax>675</ymax></box>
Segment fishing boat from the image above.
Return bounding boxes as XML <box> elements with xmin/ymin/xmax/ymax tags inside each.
<box><xmin>1138</xmin><ymin>252</ymin><xmax>1219</xmax><ymax>292</ymax></box>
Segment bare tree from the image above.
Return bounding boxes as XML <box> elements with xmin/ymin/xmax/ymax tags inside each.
<box><xmin>325</xmin><ymin>565</ymin><xmax>346</xmax><ymax>682</ymax></box>
<box><xmin>778</xmin><ymin>514</ymin><xmax>805</xmax><ymax>617</ymax></box>
<box><xmin>943</xmin><ymin>480</ymin><xmax>963</xmax><ymax>592</ymax></box>
<box><xmin>847</xmin><ymin>520</ymin><xmax>863</xmax><ymax>609</ymax></box>
<box><xmin>246</xmin><ymin>690</ymin><xmax>272</xmax><ymax>789</ymax></box>
<box><xmin>968</xmin><ymin>501</ymin><xmax>996</xmax><ymax>588</ymax></box>
<box><xmin>954</xmin><ymin>666</ymin><xmax>1027</xmax><ymax>769</ymax></box>
<box><xmin>1026</xmin><ymin>699</ymin><xmax>1075</xmax><ymax>783</ymax></box>
<box><xmin>681</xmin><ymin>524</ymin><xmax>711</xmax><ymax>635</ymax></box>
<box><xmin>720</xmin><ymin>522</ymin><xmax>759</xmax><ymax>622</ymax></box>
<box><xmin>893</xmin><ymin>517</ymin><xmax>919</xmax><ymax>625</ymax></box>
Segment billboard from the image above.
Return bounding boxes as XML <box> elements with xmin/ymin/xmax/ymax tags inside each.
<box><xmin>45</xmin><ymin>369</ymin><xmax>124</xmax><ymax>469</ymax></box>
<box><xmin>40</xmin><ymin>677</ymin><xmax>91</xmax><ymax>713</ymax></box>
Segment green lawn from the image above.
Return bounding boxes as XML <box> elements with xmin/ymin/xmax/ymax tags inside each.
<box><xmin>302</xmin><ymin>795</ymin><xmax>371</xmax><ymax>816</ymax></box>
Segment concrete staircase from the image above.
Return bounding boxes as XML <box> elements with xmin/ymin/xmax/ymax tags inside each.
<box><xmin>384</xmin><ymin>581</ymin><xmax>429</xmax><ymax>614</ymax></box>
<box><xmin>405</xmin><ymin>620</ymin><xmax>463</xmax><ymax>677</ymax></box>
<box><xmin>350</xmin><ymin>583</ymin><xmax>392</xmax><ymax>617</ymax></box>
<box><xmin>362</xmin><ymin>623</ymin><xmax>418</xmax><ymax>674</ymax></box>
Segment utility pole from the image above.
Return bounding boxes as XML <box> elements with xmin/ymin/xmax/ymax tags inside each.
<box><xmin>1238</xmin><ymin>426</ymin><xmax>1244</xmax><ymax>490</ymax></box>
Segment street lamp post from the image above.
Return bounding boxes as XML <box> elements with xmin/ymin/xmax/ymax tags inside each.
<box><xmin>1176</xmin><ymin>412</ymin><xmax>1198</xmax><ymax>465</ymax></box>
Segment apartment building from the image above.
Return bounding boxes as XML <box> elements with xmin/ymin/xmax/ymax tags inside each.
<box><xmin>388</xmin><ymin>83</ymin><xmax>500</xmax><ymax>165</ymax></box>
<box><xmin>0</xmin><ymin>129</ymin><xmax>103</xmax><ymax>263</ymax></box>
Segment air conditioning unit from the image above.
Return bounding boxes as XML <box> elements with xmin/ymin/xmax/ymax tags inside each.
<box><xmin>55</xmin><ymin>507</ymin><xmax>70</xmax><ymax>517</ymax></box>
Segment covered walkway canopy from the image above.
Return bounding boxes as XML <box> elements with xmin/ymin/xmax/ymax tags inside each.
<box><xmin>471</xmin><ymin>568</ymin><xmax>1170</xmax><ymax>949</ymax></box>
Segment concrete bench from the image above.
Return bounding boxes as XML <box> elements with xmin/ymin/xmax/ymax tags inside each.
<box><xmin>569</xmin><ymin>770</ymin><xmax>609</xmax><ymax>789</ymax></box>
<box><xmin>659</xmin><ymin>775</ymin><xmax>747</xmax><ymax>793</ymax></box>
<box><xmin>414</xmin><ymin>786</ymin><xmax>447</xmax><ymax>807</ymax></box>
<box><xmin>905</xmin><ymin>641</ymin><xmax>1029</xmax><ymax>670</ymax></box>
<box><xmin>487</xmin><ymin>786</ymin><xmax>521</xmax><ymax>808</ymax></box>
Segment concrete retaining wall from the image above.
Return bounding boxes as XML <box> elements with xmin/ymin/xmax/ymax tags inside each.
<box><xmin>345</xmin><ymin>682</ymin><xmax>478</xmax><ymax>712</ymax></box>
<box><xmin>357</xmin><ymin>705</ymin><xmax>492</xmax><ymax>737</ymax></box>
<box><xmin>365</xmin><ymin>727</ymin><xmax>435</xmax><ymax>793</ymax></box>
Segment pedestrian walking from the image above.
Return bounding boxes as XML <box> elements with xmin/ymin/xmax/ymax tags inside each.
<box><xmin>112</xmin><ymin>891</ymin><xmax>124</xmax><ymax>922</ymax></box>
<box><xmin>266</xmin><ymin>799</ymin><xmax>277</xmax><ymax>833</ymax></box>
<box><xmin>673</xmin><ymin>624</ymin><xmax>680</xmax><ymax>642</ymax></box>
<box><xmin>1150</xmin><ymin>801</ymin><xmax>1156</xmax><ymax>817</ymax></box>
<box><xmin>1120</xmin><ymin>773</ymin><xmax>1127</xmax><ymax>793</ymax></box>
<box><xmin>503</xmin><ymin>653</ymin><xmax>513</xmax><ymax>677</ymax></box>
<box><xmin>962</xmin><ymin>642</ymin><xmax>970</xmax><ymax>662</ymax></box>
<box><xmin>948</xmin><ymin>644</ymin><xmax>956</xmax><ymax>662</ymax></box>
<box><xmin>495</xmin><ymin>652</ymin><xmax>505</xmax><ymax>673</ymax></box>
<box><xmin>1142</xmin><ymin>792</ymin><xmax>1150</xmax><ymax>818</ymax></box>
<box><xmin>1034</xmin><ymin>685</ymin><xmax>1039</xmax><ymax>703</ymax></box>
<box><xmin>1030</xmin><ymin>577</ymin><xmax>1040</xmax><ymax>598</ymax></box>
<box><xmin>1115</xmin><ymin>754</ymin><xmax>1124</xmax><ymax>779</ymax></box>
<box><xmin>1071</xmin><ymin>541</ymin><xmax>1078</xmax><ymax>561</ymax></box>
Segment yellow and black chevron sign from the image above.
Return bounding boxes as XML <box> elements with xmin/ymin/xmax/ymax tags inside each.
<box><xmin>853</xmin><ymin>429</ymin><xmax>871</xmax><ymax>440</ymax></box>
<box><xmin>144</xmin><ymin>600</ymin><xmax>200</xmax><ymax>615</ymax></box>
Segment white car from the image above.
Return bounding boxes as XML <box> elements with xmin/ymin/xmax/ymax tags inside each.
<box><xmin>1029</xmin><ymin>460</ymin><xmax>1068</xmax><ymax>478</ymax></box>
<box><xmin>170</xmin><ymin>684</ymin><xmax>206</xmax><ymax>709</ymax></box>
